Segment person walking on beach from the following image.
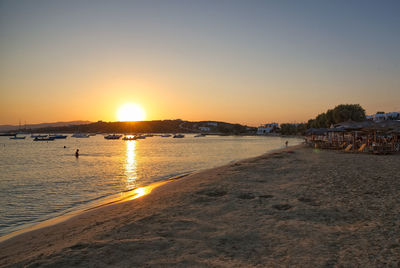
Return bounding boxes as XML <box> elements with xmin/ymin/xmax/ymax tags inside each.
<box><xmin>75</xmin><ymin>149</ymin><xmax>79</xmax><ymax>158</ymax></box>
<box><xmin>285</xmin><ymin>140</ymin><xmax>288</xmax><ymax>147</ymax></box>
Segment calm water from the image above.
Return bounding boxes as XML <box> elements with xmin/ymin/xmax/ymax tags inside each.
<box><xmin>0</xmin><ymin>134</ymin><xmax>302</xmax><ymax>236</ymax></box>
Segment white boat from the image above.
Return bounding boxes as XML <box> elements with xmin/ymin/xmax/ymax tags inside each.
<box><xmin>49</xmin><ymin>134</ymin><xmax>67</xmax><ymax>139</ymax></box>
<box><xmin>173</xmin><ymin>134</ymin><xmax>185</xmax><ymax>138</ymax></box>
<box><xmin>31</xmin><ymin>134</ymin><xmax>48</xmax><ymax>138</ymax></box>
<box><xmin>9</xmin><ymin>135</ymin><xmax>26</xmax><ymax>140</ymax></box>
<box><xmin>34</xmin><ymin>136</ymin><xmax>55</xmax><ymax>141</ymax></box>
<box><xmin>72</xmin><ymin>133</ymin><xmax>89</xmax><ymax>138</ymax></box>
<box><xmin>104</xmin><ymin>134</ymin><xmax>122</xmax><ymax>140</ymax></box>
<box><xmin>0</xmin><ymin>133</ymin><xmax>16</xmax><ymax>136</ymax></box>
<box><xmin>122</xmin><ymin>135</ymin><xmax>137</xmax><ymax>141</ymax></box>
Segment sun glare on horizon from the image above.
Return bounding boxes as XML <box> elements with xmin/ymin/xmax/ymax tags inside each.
<box><xmin>117</xmin><ymin>103</ymin><xmax>146</xmax><ymax>122</ymax></box>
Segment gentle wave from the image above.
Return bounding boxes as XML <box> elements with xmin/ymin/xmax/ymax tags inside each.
<box><xmin>0</xmin><ymin>134</ymin><xmax>302</xmax><ymax>236</ymax></box>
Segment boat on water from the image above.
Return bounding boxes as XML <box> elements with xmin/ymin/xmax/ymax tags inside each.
<box><xmin>34</xmin><ymin>136</ymin><xmax>55</xmax><ymax>141</ymax></box>
<box><xmin>71</xmin><ymin>133</ymin><xmax>89</xmax><ymax>138</ymax></box>
<box><xmin>0</xmin><ymin>133</ymin><xmax>17</xmax><ymax>136</ymax></box>
<box><xmin>49</xmin><ymin>134</ymin><xmax>67</xmax><ymax>139</ymax></box>
<box><xmin>9</xmin><ymin>135</ymin><xmax>26</xmax><ymax>140</ymax></box>
<box><xmin>194</xmin><ymin>134</ymin><xmax>206</xmax><ymax>137</ymax></box>
<box><xmin>104</xmin><ymin>134</ymin><xmax>122</xmax><ymax>140</ymax></box>
<box><xmin>31</xmin><ymin>134</ymin><xmax>48</xmax><ymax>138</ymax></box>
<box><xmin>173</xmin><ymin>134</ymin><xmax>185</xmax><ymax>138</ymax></box>
<box><xmin>122</xmin><ymin>136</ymin><xmax>137</xmax><ymax>141</ymax></box>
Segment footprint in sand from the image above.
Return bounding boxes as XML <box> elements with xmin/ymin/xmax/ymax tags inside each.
<box><xmin>196</xmin><ymin>189</ymin><xmax>227</xmax><ymax>197</ymax></box>
<box><xmin>272</xmin><ymin>204</ymin><xmax>292</xmax><ymax>210</ymax></box>
<box><xmin>237</xmin><ymin>193</ymin><xmax>255</xmax><ymax>199</ymax></box>
<box><xmin>298</xmin><ymin>197</ymin><xmax>320</xmax><ymax>206</ymax></box>
<box><xmin>69</xmin><ymin>243</ymin><xmax>88</xmax><ymax>250</ymax></box>
<box><xmin>259</xmin><ymin>194</ymin><xmax>274</xmax><ymax>199</ymax></box>
<box><xmin>298</xmin><ymin>197</ymin><xmax>313</xmax><ymax>203</ymax></box>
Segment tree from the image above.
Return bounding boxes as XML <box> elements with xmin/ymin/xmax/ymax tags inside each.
<box><xmin>280</xmin><ymin>123</ymin><xmax>307</xmax><ymax>135</ymax></box>
<box><xmin>307</xmin><ymin>104</ymin><xmax>366</xmax><ymax>129</ymax></box>
<box><xmin>331</xmin><ymin>104</ymin><xmax>366</xmax><ymax>123</ymax></box>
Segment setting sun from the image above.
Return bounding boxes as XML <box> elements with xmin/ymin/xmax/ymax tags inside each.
<box><xmin>117</xmin><ymin>103</ymin><xmax>146</xmax><ymax>122</ymax></box>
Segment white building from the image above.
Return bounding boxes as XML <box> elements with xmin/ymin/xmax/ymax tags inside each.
<box><xmin>257</xmin><ymin>123</ymin><xmax>279</xmax><ymax>135</ymax></box>
<box><xmin>366</xmin><ymin>112</ymin><xmax>400</xmax><ymax>122</ymax></box>
<box><xmin>199</xmin><ymin>127</ymin><xmax>211</xmax><ymax>132</ymax></box>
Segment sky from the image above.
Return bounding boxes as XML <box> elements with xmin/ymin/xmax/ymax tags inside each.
<box><xmin>0</xmin><ymin>0</ymin><xmax>399</xmax><ymax>126</ymax></box>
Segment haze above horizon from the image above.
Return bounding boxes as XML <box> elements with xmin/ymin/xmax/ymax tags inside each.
<box><xmin>1</xmin><ymin>0</ymin><xmax>399</xmax><ymax>126</ymax></box>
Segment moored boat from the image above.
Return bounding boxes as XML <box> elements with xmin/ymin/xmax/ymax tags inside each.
<box><xmin>105</xmin><ymin>134</ymin><xmax>122</xmax><ymax>140</ymax></box>
<box><xmin>9</xmin><ymin>135</ymin><xmax>26</xmax><ymax>140</ymax></box>
<box><xmin>122</xmin><ymin>135</ymin><xmax>137</xmax><ymax>141</ymax></box>
<box><xmin>49</xmin><ymin>134</ymin><xmax>67</xmax><ymax>139</ymax></box>
<box><xmin>34</xmin><ymin>136</ymin><xmax>55</xmax><ymax>141</ymax></box>
<box><xmin>0</xmin><ymin>133</ymin><xmax>17</xmax><ymax>136</ymax></box>
<box><xmin>173</xmin><ymin>134</ymin><xmax>185</xmax><ymax>138</ymax></box>
<box><xmin>72</xmin><ymin>133</ymin><xmax>89</xmax><ymax>138</ymax></box>
<box><xmin>31</xmin><ymin>134</ymin><xmax>48</xmax><ymax>138</ymax></box>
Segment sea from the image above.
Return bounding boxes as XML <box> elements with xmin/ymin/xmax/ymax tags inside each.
<box><xmin>0</xmin><ymin>134</ymin><xmax>302</xmax><ymax>237</ymax></box>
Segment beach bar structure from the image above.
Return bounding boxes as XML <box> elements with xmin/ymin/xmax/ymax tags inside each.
<box><xmin>305</xmin><ymin>120</ymin><xmax>400</xmax><ymax>154</ymax></box>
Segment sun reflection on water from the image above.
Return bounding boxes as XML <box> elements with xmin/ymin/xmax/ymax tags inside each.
<box><xmin>126</xmin><ymin>181</ymin><xmax>169</xmax><ymax>201</ymax></box>
<box><xmin>132</xmin><ymin>187</ymin><xmax>146</xmax><ymax>199</ymax></box>
<box><xmin>125</xmin><ymin>140</ymin><xmax>138</xmax><ymax>190</ymax></box>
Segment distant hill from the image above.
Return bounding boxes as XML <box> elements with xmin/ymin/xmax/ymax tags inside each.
<box><xmin>16</xmin><ymin>120</ymin><xmax>257</xmax><ymax>135</ymax></box>
<box><xmin>0</xmin><ymin>121</ymin><xmax>92</xmax><ymax>132</ymax></box>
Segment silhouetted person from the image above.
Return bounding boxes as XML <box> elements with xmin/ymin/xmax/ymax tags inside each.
<box><xmin>75</xmin><ymin>149</ymin><xmax>79</xmax><ymax>158</ymax></box>
<box><xmin>285</xmin><ymin>141</ymin><xmax>288</xmax><ymax>147</ymax></box>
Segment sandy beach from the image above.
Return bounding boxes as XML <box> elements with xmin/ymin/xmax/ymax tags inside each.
<box><xmin>1</xmin><ymin>145</ymin><xmax>399</xmax><ymax>267</ymax></box>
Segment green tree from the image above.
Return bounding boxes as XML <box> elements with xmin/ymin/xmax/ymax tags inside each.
<box><xmin>280</xmin><ymin>123</ymin><xmax>307</xmax><ymax>135</ymax></box>
<box><xmin>307</xmin><ymin>104</ymin><xmax>366</xmax><ymax>129</ymax></box>
<box><xmin>331</xmin><ymin>104</ymin><xmax>366</xmax><ymax>123</ymax></box>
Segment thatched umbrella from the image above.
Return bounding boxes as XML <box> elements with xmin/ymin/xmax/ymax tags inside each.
<box><xmin>334</xmin><ymin>120</ymin><xmax>374</xmax><ymax>130</ymax></box>
<box><xmin>389</xmin><ymin>127</ymin><xmax>400</xmax><ymax>133</ymax></box>
<box><xmin>334</xmin><ymin>120</ymin><xmax>374</xmax><ymax>150</ymax></box>
<box><xmin>305</xmin><ymin>128</ymin><xmax>329</xmax><ymax>135</ymax></box>
<box><xmin>373</xmin><ymin>120</ymin><xmax>400</xmax><ymax>130</ymax></box>
<box><xmin>361</xmin><ymin>121</ymin><xmax>400</xmax><ymax>143</ymax></box>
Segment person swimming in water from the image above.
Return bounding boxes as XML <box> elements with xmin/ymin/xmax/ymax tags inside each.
<box><xmin>75</xmin><ymin>149</ymin><xmax>79</xmax><ymax>157</ymax></box>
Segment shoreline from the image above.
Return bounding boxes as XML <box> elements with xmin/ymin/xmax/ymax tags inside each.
<box><xmin>0</xmin><ymin>173</ymin><xmax>192</xmax><ymax>244</ymax></box>
<box><xmin>2</xmin><ymin>143</ymin><xmax>398</xmax><ymax>266</ymax></box>
<box><xmin>0</xmin><ymin>144</ymin><xmax>300</xmax><ymax>244</ymax></box>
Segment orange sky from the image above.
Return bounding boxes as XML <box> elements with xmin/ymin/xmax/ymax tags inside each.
<box><xmin>1</xmin><ymin>1</ymin><xmax>399</xmax><ymax>126</ymax></box>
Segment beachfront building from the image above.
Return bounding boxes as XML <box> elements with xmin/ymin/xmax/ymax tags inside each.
<box><xmin>366</xmin><ymin>112</ymin><xmax>400</xmax><ymax>122</ymax></box>
<box><xmin>257</xmin><ymin>123</ymin><xmax>279</xmax><ymax>135</ymax></box>
<box><xmin>198</xmin><ymin>126</ymin><xmax>211</xmax><ymax>132</ymax></box>
<box><xmin>305</xmin><ymin>120</ymin><xmax>400</xmax><ymax>154</ymax></box>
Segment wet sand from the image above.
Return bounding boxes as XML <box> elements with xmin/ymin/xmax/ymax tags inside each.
<box><xmin>1</xmin><ymin>145</ymin><xmax>400</xmax><ymax>267</ymax></box>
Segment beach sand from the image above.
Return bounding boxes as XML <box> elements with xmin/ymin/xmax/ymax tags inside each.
<box><xmin>1</xmin><ymin>145</ymin><xmax>399</xmax><ymax>267</ymax></box>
